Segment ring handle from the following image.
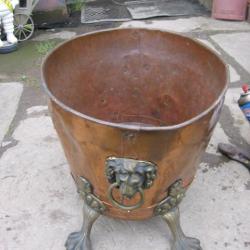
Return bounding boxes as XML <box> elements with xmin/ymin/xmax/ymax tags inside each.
<box><xmin>108</xmin><ymin>183</ymin><xmax>145</xmax><ymax>210</ymax></box>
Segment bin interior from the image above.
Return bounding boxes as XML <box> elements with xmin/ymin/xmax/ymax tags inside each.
<box><xmin>43</xmin><ymin>29</ymin><xmax>227</xmax><ymax>126</ymax></box>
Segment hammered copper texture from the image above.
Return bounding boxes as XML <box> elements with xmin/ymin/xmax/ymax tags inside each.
<box><xmin>42</xmin><ymin>28</ymin><xmax>228</xmax><ymax>220</ymax></box>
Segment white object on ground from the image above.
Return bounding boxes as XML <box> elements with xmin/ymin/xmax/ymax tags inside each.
<box><xmin>0</xmin><ymin>0</ymin><xmax>19</xmax><ymax>46</ymax></box>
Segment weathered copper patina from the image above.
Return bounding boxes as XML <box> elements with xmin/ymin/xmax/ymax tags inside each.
<box><xmin>42</xmin><ymin>28</ymin><xmax>228</xmax><ymax>221</ymax></box>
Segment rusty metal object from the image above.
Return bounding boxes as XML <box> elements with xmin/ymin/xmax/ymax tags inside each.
<box><xmin>42</xmin><ymin>28</ymin><xmax>228</xmax><ymax>249</ymax></box>
<box><xmin>42</xmin><ymin>28</ymin><xmax>227</xmax><ymax>220</ymax></box>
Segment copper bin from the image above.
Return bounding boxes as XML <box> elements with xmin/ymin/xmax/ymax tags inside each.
<box><xmin>42</xmin><ymin>28</ymin><xmax>228</xmax><ymax>250</ymax></box>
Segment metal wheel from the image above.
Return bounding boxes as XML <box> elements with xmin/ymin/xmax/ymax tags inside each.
<box><xmin>14</xmin><ymin>14</ymin><xmax>35</xmax><ymax>42</ymax></box>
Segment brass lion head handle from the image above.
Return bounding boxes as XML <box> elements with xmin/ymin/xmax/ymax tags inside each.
<box><xmin>105</xmin><ymin>157</ymin><xmax>157</xmax><ymax>210</ymax></box>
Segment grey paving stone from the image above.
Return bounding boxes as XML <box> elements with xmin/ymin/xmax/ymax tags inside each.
<box><xmin>211</xmin><ymin>32</ymin><xmax>250</xmax><ymax>73</ymax></box>
<box><xmin>229</xmin><ymin>65</ymin><xmax>241</xmax><ymax>82</ymax></box>
<box><xmin>33</xmin><ymin>31</ymin><xmax>77</xmax><ymax>41</ymax></box>
<box><xmin>0</xmin><ymin>98</ymin><xmax>249</xmax><ymax>250</ymax></box>
<box><xmin>0</xmin><ymin>82</ymin><xmax>23</xmax><ymax>145</ymax></box>
<box><xmin>120</xmin><ymin>17</ymin><xmax>250</xmax><ymax>32</ymax></box>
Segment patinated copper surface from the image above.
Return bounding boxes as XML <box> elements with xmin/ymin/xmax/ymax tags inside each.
<box><xmin>42</xmin><ymin>28</ymin><xmax>228</xmax><ymax>220</ymax></box>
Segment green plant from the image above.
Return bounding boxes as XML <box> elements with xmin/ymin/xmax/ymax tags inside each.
<box><xmin>67</xmin><ymin>0</ymin><xmax>85</xmax><ymax>13</ymax></box>
<box><xmin>20</xmin><ymin>75</ymin><xmax>39</xmax><ymax>88</ymax></box>
<box><xmin>35</xmin><ymin>41</ymin><xmax>57</xmax><ymax>56</ymax></box>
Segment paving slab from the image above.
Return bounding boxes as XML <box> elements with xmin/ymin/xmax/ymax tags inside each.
<box><xmin>211</xmin><ymin>32</ymin><xmax>250</xmax><ymax>73</ymax></box>
<box><xmin>120</xmin><ymin>16</ymin><xmax>250</xmax><ymax>33</ymax></box>
<box><xmin>32</xmin><ymin>31</ymin><xmax>77</xmax><ymax>41</ymax></box>
<box><xmin>26</xmin><ymin>105</ymin><xmax>49</xmax><ymax>115</ymax></box>
<box><xmin>0</xmin><ymin>97</ymin><xmax>249</xmax><ymax>250</ymax></box>
<box><xmin>196</xmin><ymin>17</ymin><xmax>250</xmax><ymax>31</ymax></box>
<box><xmin>0</xmin><ymin>108</ymin><xmax>72</xmax><ymax>250</ymax></box>
<box><xmin>229</xmin><ymin>65</ymin><xmax>241</xmax><ymax>83</ymax></box>
<box><xmin>206</xmin><ymin>122</ymin><xmax>229</xmax><ymax>155</ymax></box>
<box><xmin>120</xmin><ymin>18</ymin><xmax>202</xmax><ymax>32</ymax></box>
<box><xmin>0</xmin><ymin>82</ymin><xmax>23</xmax><ymax>145</ymax></box>
<box><xmin>183</xmin><ymin>161</ymin><xmax>250</xmax><ymax>250</ymax></box>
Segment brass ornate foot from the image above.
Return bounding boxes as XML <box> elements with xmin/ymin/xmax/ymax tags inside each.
<box><xmin>66</xmin><ymin>176</ymin><xmax>106</xmax><ymax>250</ymax></box>
<box><xmin>65</xmin><ymin>202</ymin><xmax>100</xmax><ymax>250</ymax></box>
<box><xmin>154</xmin><ymin>180</ymin><xmax>202</xmax><ymax>250</ymax></box>
<box><xmin>162</xmin><ymin>207</ymin><xmax>202</xmax><ymax>250</ymax></box>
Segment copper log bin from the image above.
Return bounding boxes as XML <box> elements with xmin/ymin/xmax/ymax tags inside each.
<box><xmin>42</xmin><ymin>28</ymin><xmax>228</xmax><ymax>250</ymax></box>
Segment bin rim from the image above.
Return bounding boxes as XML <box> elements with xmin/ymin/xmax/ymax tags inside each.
<box><xmin>41</xmin><ymin>27</ymin><xmax>229</xmax><ymax>132</ymax></box>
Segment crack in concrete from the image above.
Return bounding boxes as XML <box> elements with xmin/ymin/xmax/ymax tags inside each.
<box><xmin>1</xmin><ymin>175</ymin><xmax>17</xmax><ymax>180</ymax></box>
<box><xmin>0</xmin><ymin>84</ymin><xmax>47</xmax><ymax>159</ymax></box>
<box><xmin>0</xmin><ymin>139</ymin><xmax>19</xmax><ymax>158</ymax></box>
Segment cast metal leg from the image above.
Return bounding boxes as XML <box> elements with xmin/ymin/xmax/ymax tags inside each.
<box><xmin>162</xmin><ymin>207</ymin><xmax>202</xmax><ymax>250</ymax></box>
<box><xmin>65</xmin><ymin>202</ymin><xmax>100</xmax><ymax>250</ymax></box>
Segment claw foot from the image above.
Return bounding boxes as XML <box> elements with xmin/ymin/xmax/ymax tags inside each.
<box><xmin>172</xmin><ymin>237</ymin><xmax>202</xmax><ymax>250</ymax></box>
<box><xmin>161</xmin><ymin>207</ymin><xmax>202</xmax><ymax>250</ymax></box>
<box><xmin>65</xmin><ymin>202</ymin><xmax>100</xmax><ymax>250</ymax></box>
<box><xmin>65</xmin><ymin>231</ymin><xmax>91</xmax><ymax>250</ymax></box>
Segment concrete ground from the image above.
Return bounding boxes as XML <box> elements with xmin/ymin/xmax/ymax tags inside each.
<box><xmin>0</xmin><ymin>16</ymin><xmax>250</xmax><ymax>250</ymax></box>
